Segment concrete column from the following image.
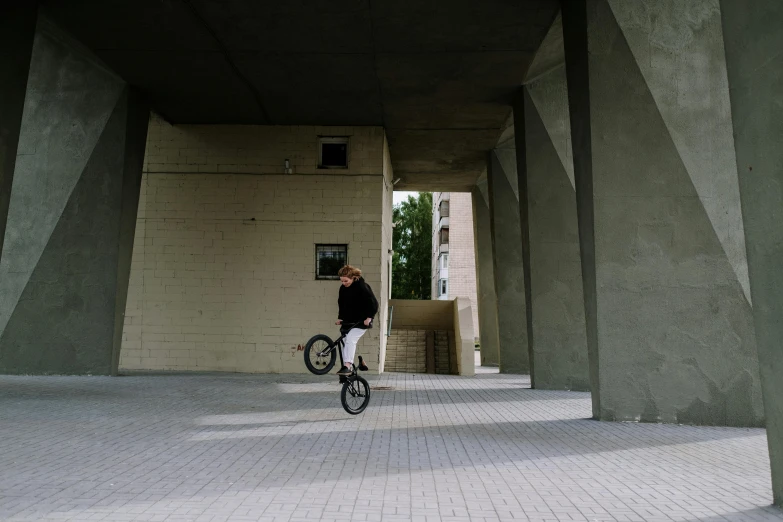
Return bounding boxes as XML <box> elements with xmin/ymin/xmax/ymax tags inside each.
<box><xmin>486</xmin><ymin>150</ymin><xmax>531</xmax><ymax>374</ymax></box>
<box><xmin>0</xmin><ymin>19</ymin><xmax>149</xmax><ymax>375</ymax></box>
<box><xmin>472</xmin><ymin>184</ymin><xmax>500</xmax><ymax>366</ymax></box>
<box><xmin>511</xmin><ymin>96</ymin><xmax>536</xmax><ymax>384</ymax></box>
<box><xmin>561</xmin><ymin>0</ymin><xmax>763</xmax><ymax>426</ymax></box>
<box><xmin>720</xmin><ymin>0</ymin><xmax>783</xmax><ymax>504</ymax></box>
<box><xmin>0</xmin><ymin>2</ymin><xmax>37</xmax><ymax>262</ymax></box>
<box><xmin>522</xmin><ymin>66</ymin><xmax>590</xmax><ymax>391</ymax></box>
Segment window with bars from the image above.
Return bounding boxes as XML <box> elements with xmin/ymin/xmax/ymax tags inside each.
<box><xmin>315</xmin><ymin>244</ymin><xmax>347</xmax><ymax>280</ymax></box>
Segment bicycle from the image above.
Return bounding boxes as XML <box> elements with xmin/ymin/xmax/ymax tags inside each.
<box><xmin>304</xmin><ymin>322</ymin><xmax>371</xmax><ymax>415</ymax></box>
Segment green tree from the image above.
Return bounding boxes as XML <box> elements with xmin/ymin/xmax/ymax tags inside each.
<box><xmin>392</xmin><ymin>193</ymin><xmax>433</xmax><ymax>299</ymax></box>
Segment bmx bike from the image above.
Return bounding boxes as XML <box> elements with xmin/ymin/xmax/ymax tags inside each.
<box><xmin>304</xmin><ymin>322</ymin><xmax>371</xmax><ymax>415</ymax></box>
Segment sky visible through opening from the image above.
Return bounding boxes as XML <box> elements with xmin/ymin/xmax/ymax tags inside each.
<box><xmin>393</xmin><ymin>191</ymin><xmax>419</xmax><ymax>206</ymax></box>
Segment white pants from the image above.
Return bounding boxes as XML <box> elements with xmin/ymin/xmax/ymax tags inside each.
<box><xmin>342</xmin><ymin>328</ymin><xmax>367</xmax><ymax>366</ymax></box>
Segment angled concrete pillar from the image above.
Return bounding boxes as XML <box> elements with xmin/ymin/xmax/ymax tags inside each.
<box><xmin>486</xmin><ymin>149</ymin><xmax>531</xmax><ymax>374</ymax></box>
<box><xmin>0</xmin><ymin>2</ymin><xmax>37</xmax><ymax>262</ymax></box>
<box><xmin>472</xmin><ymin>183</ymin><xmax>500</xmax><ymax>367</ymax></box>
<box><xmin>522</xmin><ymin>66</ymin><xmax>590</xmax><ymax>391</ymax></box>
<box><xmin>0</xmin><ymin>19</ymin><xmax>149</xmax><ymax>375</ymax></box>
<box><xmin>511</xmin><ymin>96</ymin><xmax>536</xmax><ymax>384</ymax></box>
<box><xmin>561</xmin><ymin>0</ymin><xmax>762</xmax><ymax>426</ymax></box>
<box><xmin>721</xmin><ymin>0</ymin><xmax>783</xmax><ymax>505</ymax></box>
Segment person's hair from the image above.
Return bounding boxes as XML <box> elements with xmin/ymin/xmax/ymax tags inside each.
<box><xmin>338</xmin><ymin>265</ymin><xmax>362</xmax><ymax>281</ymax></box>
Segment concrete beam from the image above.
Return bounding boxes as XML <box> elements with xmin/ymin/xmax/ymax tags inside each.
<box><xmin>720</xmin><ymin>0</ymin><xmax>783</xmax><ymax>505</ymax></box>
<box><xmin>486</xmin><ymin>150</ymin><xmax>531</xmax><ymax>374</ymax></box>
<box><xmin>472</xmin><ymin>184</ymin><xmax>500</xmax><ymax>367</ymax></box>
<box><xmin>0</xmin><ymin>2</ymin><xmax>37</xmax><ymax>262</ymax></box>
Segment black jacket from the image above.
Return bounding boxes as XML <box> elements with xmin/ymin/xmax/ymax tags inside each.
<box><xmin>338</xmin><ymin>277</ymin><xmax>379</xmax><ymax>329</ymax></box>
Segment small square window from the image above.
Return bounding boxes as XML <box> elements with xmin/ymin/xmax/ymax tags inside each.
<box><xmin>318</xmin><ymin>137</ymin><xmax>349</xmax><ymax>168</ymax></box>
<box><xmin>315</xmin><ymin>244</ymin><xmax>347</xmax><ymax>280</ymax></box>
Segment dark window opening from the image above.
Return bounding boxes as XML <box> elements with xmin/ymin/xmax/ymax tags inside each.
<box><xmin>439</xmin><ymin>227</ymin><xmax>449</xmax><ymax>244</ymax></box>
<box><xmin>439</xmin><ymin>200</ymin><xmax>450</xmax><ymax>217</ymax></box>
<box><xmin>319</xmin><ymin>137</ymin><xmax>349</xmax><ymax>168</ymax></box>
<box><xmin>316</xmin><ymin>244</ymin><xmax>348</xmax><ymax>280</ymax></box>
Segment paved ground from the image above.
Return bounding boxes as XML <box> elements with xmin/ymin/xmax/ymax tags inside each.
<box><xmin>1</xmin><ymin>359</ymin><xmax>782</xmax><ymax>522</ymax></box>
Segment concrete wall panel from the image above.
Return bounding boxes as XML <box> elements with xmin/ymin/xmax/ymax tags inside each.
<box><xmin>720</xmin><ymin>0</ymin><xmax>783</xmax><ymax>504</ymax></box>
<box><xmin>472</xmin><ymin>184</ymin><xmax>500</xmax><ymax>366</ymax></box>
<box><xmin>0</xmin><ymin>2</ymin><xmax>37</xmax><ymax>263</ymax></box>
<box><xmin>562</xmin><ymin>0</ymin><xmax>763</xmax><ymax>426</ymax></box>
<box><xmin>0</xmin><ymin>23</ymin><xmax>124</xmax><ymax>339</ymax></box>
<box><xmin>608</xmin><ymin>0</ymin><xmax>750</xmax><ymax>304</ymax></box>
<box><xmin>487</xmin><ymin>150</ymin><xmax>530</xmax><ymax>374</ymax></box>
<box><xmin>524</xmin><ymin>74</ymin><xmax>590</xmax><ymax>391</ymax></box>
<box><xmin>0</xmin><ymin>18</ymin><xmax>148</xmax><ymax>375</ymax></box>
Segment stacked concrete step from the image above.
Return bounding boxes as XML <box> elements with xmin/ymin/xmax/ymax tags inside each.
<box><xmin>385</xmin><ymin>329</ymin><xmax>426</xmax><ymax>373</ymax></box>
<box><xmin>434</xmin><ymin>330</ymin><xmax>451</xmax><ymax>375</ymax></box>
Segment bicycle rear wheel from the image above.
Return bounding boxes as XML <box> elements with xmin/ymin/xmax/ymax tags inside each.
<box><xmin>304</xmin><ymin>334</ymin><xmax>337</xmax><ymax>375</ymax></box>
<box><xmin>341</xmin><ymin>375</ymin><xmax>370</xmax><ymax>414</ymax></box>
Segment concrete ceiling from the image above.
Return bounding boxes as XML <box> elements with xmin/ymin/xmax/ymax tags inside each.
<box><xmin>42</xmin><ymin>0</ymin><xmax>559</xmax><ymax>191</ymax></box>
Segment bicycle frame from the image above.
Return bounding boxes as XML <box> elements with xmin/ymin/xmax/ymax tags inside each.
<box><xmin>316</xmin><ymin>322</ymin><xmax>361</xmax><ymax>362</ymax></box>
<box><xmin>315</xmin><ymin>322</ymin><xmax>370</xmax><ymax>377</ymax></box>
<box><xmin>316</xmin><ymin>332</ymin><xmax>346</xmax><ymax>361</ymax></box>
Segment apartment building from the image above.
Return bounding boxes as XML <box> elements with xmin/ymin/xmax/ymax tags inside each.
<box><xmin>431</xmin><ymin>192</ymin><xmax>479</xmax><ymax>340</ymax></box>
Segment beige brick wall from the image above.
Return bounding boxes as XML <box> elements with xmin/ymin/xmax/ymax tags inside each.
<box><xmin>379</xmin><ymin>137</ymin><xmax>394</xmax><ymax>372</ymax></box>
<box><xmin>431</xmin><ymin>192</ymin><xmax>479</xmax><ymax>339</ymax></box>
<box><xmin>120</xmin><ymin>115</ymin><xmax>390</xmax><ymax>374</ymax></box>
<box><xmin>447</xmin><ymin>193</ymin><xmax>479</xmax><ymax>339</ymax></box>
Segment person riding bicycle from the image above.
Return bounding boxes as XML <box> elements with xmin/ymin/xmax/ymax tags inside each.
<box><xmin>335</xmin><ymin>265</ymin><xmax>378</xmax><ymax>376</ymax></box>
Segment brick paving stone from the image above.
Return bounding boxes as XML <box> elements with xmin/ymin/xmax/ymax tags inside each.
<box><xmin>1</xmin><ymin>367</ymin><xmax>782</xmax><ymax>522</ymax></box>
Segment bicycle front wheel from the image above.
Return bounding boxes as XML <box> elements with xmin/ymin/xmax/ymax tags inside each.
<box><xmin>304</xmin><ymin>334</ymin><xmax>336</xmax><ymax>375</ymax></box>
<box><xmin>341</xmin><ymin>376</ymin><xmax>371</xmax><ymax>414</ymax></box>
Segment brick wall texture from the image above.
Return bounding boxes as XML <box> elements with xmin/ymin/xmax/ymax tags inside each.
<box><xmin>432</xmin><ymin>192</ymin><xmax>479</xmax><ymax>339</ymax></box>
<box><xmin>120</xmin><ymin>115</ymin><xmax>392</xmax><ymax>374</ymax></box>
<box><xmin>384</xmin><ymin>329</ymin><xmax>452</xmax><ymax>375</ymax></box>
<box><xmin>434</xmin><ymin>330</ymin><xmax>452</xmax><ymax>375</ymax></box>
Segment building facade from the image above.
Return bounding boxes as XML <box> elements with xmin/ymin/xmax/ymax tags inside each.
<box><xmin>431</xmin><ymin>192</ymin><xmax>479</xmax><ymax>341</ymax></box>
<box><xmin>119</xmin><ymin>116</ymin><xmax>394</xmax><ymax>374</ymax></box>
